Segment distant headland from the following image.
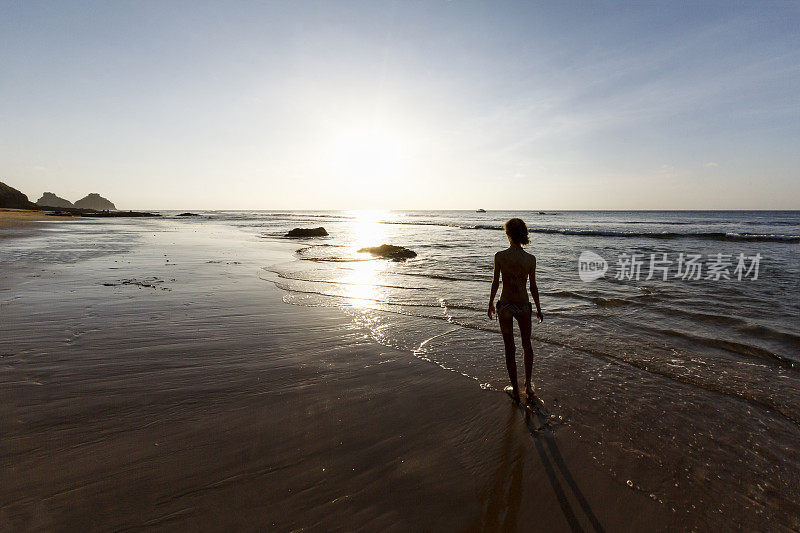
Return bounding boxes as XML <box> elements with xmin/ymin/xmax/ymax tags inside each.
<box><xmin>1</xmin><ymin>181</ymin><xmax>158</xmax><ymax>218</ymax></box>
<box><xmin>36</xmin><ymin>192</ymin><xmax>74</xmax><ymax>208</ymax></box>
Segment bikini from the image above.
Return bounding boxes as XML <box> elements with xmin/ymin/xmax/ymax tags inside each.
<box><xmin>496</xmin><ymin>300</ymin><xmax>533</xmax><ymax>319</ymax></box>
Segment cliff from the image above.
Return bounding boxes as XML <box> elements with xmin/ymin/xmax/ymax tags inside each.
<box><xmin>0</xmin><ymin>181</ymin><xmax>36</xmax><ymax>209</ymax></box>
<box><xmin>36</xmin><ymin>192</ymin><xmax>74</xmax><ymax>208</ymax></box>
<box><xmin>74</xmin><ymin>193</ymin><xmax>116</xmax><ymax>211</ymax></box>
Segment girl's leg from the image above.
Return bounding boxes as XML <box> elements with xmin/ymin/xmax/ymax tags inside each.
<box><xmin>498</xmin><ymin>311</ymin><xmax>519</xmax><ymax>401</ymax></box>
<box><xmin>517</xmin><ymin>311</ymin><xmax>534</xmax><ymax>395</ymax></box>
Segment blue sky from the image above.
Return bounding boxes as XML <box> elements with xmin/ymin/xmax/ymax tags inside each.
<box><xmin>1</xmin><ymin>1</ymin><xmax>798</xmax><ymax>209</ymax></box>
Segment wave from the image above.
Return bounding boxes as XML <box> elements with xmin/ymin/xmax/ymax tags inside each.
<box><xmin>376</xmin><ymin>220</ymin><xmax>800</xmax><ymax>241</ymax></box>
<box><xmin>547</xmin><ymin>289</ymin><xmax>638</xmax><ymax>308</ymax></box>
<box><xmin>297</xmin><ymin>257</ymin><xmax>378</xmax><ymax>263</ymax></box>
<box><xmin>652</xmin><ymin>307</ymin><xmax>800</xmax><ymax>351</ymax></box>
<box><xmin>399</xmin><ymin>271</ymin><xmax>482</xmax><ymax>282</ymax></box>
<box><xmin>293</xmin><ymin>244</ymin><xmax>377</xmax><ymax>262</ymax></box>
<box><xmin>738</xmin><ymin>324</ymin><xmax>800</xmax><ymax>350</ymax></box>
<box><xmin>523</xmin><ymin>228</ymin><xmax>800</xmax><ymax>242</ymax></box>
<box><xmin>294</xmin><ymin>244</ymin><xmax>340</xmax><ymax>254</ymax></box>
<box><xmin>266</xmin><ymin>281</ymin><xmax>442</xmax><ymax>310</ymax></box>
<box><xmin>621</xmin><ymin>221</ymin><xmax>694</xmax><ymax>225</ymax></box>
<box><xmin>379</xmin><ymin>220</ymin><xmax>486</xmax><ymax>229</ymax></box>
<box><xmin>438</xmin><ymin>300</ymin><xmax>484</xmax><ymax>313</ymax></box>
<box><xmin>263</xmin><ymin>268</ymin><xmax>429</xmax><ymax>291</ymax></box>
<box><xmin>549</xmin><ymin>291</ymin><xmax>800</xmax><ymax>352</ymax></box>
<box><xmin>746</xmin><ymin>220</ymin><xmax>800</xmax><ymax>226</ymax></box>
<box><xmin>261</xmin><ymin>212</ymin><xmax>356</xmax><ymax>220</ymax></box>
<box><xmin>645</xmin><ymin>326</ymin><xmax>797</xmax><ymax>368</ymax></box>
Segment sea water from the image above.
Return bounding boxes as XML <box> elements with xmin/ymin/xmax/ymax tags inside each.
<box><xmin>219</xmin><ymin>210</ymin><xmax>800</xmax><ymax>409</ymax></box>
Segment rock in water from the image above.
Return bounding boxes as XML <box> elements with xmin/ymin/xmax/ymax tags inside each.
<box><xmin>0</xmin><ymin>181</ymin><xmax>35</xmax><ymax>209</ymax></box>
<box><xmin>286</xmin><ymin>227</ymin><xmax>328</xmax><ymax>237</ymax></box>
<box><xmin>358</xmin><ymin>244</ymin><xmax>417</xmax><ymax>261</ymax></box>
<box><xmin>177</xmin><ymin>212</ymin><xmax>201</xmax><ymax>217</ymax></box>
<box><xmin>36</xmin><ymin>192</ymin><xmax>74</xmax><ymax>208</ymax></box>
<box><xmin>74</xmin><ymin>193</ymin><xmax>116</xmax><ymax>210</ymax></box>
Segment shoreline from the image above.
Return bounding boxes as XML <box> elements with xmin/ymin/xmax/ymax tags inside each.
<box><xmin>0</xmin><ymin>208</ymin><xmax>80</xmax><ymax>238</ymax></box>
<box><xmin>0</xmin><ymin>218</ymin><xmax>714</xmax><ymax>530</ymax></box>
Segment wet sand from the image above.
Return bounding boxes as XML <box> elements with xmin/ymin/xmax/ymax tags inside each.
<box><xmin>0</xmin><ymin>208</ymin><xmax>77</xmax><ymax>238</ymax></box>
<box><xmin>2</xmin><ymin>220</ymin><xmax>676</xmax><ymax>530</ymax></box>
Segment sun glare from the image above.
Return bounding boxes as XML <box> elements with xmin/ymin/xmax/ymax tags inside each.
<box><xmin>330</xmin><ymin>128</ymin><xmax>405</xmax><ymax>193</ymax></box>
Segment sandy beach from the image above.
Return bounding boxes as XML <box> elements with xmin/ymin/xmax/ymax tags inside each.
<box><xmin>0</xmin><ymin>209</ymin><xmax>76</xmax><ymax>237</ymax></box>
<box><xmin>0</xmin><ymin>218</ymin><xmax>684</xmax><ymax>531</ymax></box>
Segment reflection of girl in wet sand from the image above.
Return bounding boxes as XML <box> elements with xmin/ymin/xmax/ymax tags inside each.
<box><xmin>488</xmin><ymin>218</ymin><xmax>544</xmax><ymax>403</ymax></box>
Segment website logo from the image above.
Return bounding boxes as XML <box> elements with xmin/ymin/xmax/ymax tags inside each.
<box><xmin>579</xmin><ymin>251</ymin><xmax>608</xmax><ymax>282</ymax></box>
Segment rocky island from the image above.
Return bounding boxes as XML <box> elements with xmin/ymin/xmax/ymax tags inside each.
<box><xmin>74</xmin><ymin>193</ymin><xmax>116</xmax><ymax>211</ymax></box>
<box><xmin>36</xmin><ymin>192</ymin><xmax>74</xmax><ymax>208</ymax></box>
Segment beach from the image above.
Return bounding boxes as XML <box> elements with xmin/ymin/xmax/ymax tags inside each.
<box><xmin>0</xmin><ymin>208</ymin><xmax>76</xmax><ymax>237</ymax></box>
<box><xmin>1</xmin><ymin>214</ymin><xmax>798</xmax><ymax>530</ymax></box>
<box><xmin>3</xmin><ymin>1</ymin><xmax>799</xmax><ymax>529</ymax></box>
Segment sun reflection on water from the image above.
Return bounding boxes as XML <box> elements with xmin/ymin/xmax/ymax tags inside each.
<box><xmin>340</xmin><ymin>210</ymin><xmax>392</xmax><ymax>309</ymax></box>
<box><xmin>347</xmin><ymin>209</ymin><xmax>390</xmax><ymax>248</ymax></box>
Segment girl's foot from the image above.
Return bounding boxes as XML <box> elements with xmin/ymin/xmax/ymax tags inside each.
<box><xmin>524</xmin><ymin>383</ymin><xmax>535</xmax><ymax>398</ymax></box>
<box><xmin>504</xmin><ymin>385</ymin><xmax>520</xmax><ymax>403</ymax></box>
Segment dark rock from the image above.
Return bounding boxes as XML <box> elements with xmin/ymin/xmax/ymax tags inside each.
<box><xmin>36</xmin><ymin>192</ymin><xmax>74</xmax><ymax>208</ymax></box>
<box><xmin>177</xmin><ymin>212</ymin><xmax>200</xmax><ymax>217</ymax></box>
<box><xmin>74</xmin><ymin>193</ymin><xmax>116</xmax><ymax>210</ymax></box>
<box><xmin>286</xmin><ymin>227</ymin><xmax>328</xmax><ymax>237</ymax></box>
<box><xmin>80</xmin><ymin>210</ymin><xmax>160</xmax><ymax>218</ymax></box>
<box><xmin>0</xmin><ymin>181</ymin><xmax>35</xmax><ymax>209</ymax></box>
<box><xmin>358</xmin><ymin>244</ymin><xmax>417</xmax><ymax>261</ymax></box>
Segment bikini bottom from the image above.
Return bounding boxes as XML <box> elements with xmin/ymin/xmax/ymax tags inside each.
<box><xmin>497</xmin><ymin>300</ymin><xmax>532</xmax><ymax>319</ymax></box>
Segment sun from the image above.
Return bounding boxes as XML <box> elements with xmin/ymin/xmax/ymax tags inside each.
<box><xmin>329</xmin><ymin>127</ymin><xmax>405</xmax><ymax>193</ymax></box>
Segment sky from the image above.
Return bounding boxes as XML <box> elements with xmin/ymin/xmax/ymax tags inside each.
<box><xmin>1</xmin><ymin>1</ymin><xmax>799</xmax><ymax>210</ymax></box>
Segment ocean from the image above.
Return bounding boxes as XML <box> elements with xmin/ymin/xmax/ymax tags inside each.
<box><xmin>220</xmin><ymin>210</ymin><xmax>800</xmax><ymax>412</ymax></box>
<box><xmin>6</xmin><ymin>209</ymin><xmax>800</xmax><ymax>421</ymax></box>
